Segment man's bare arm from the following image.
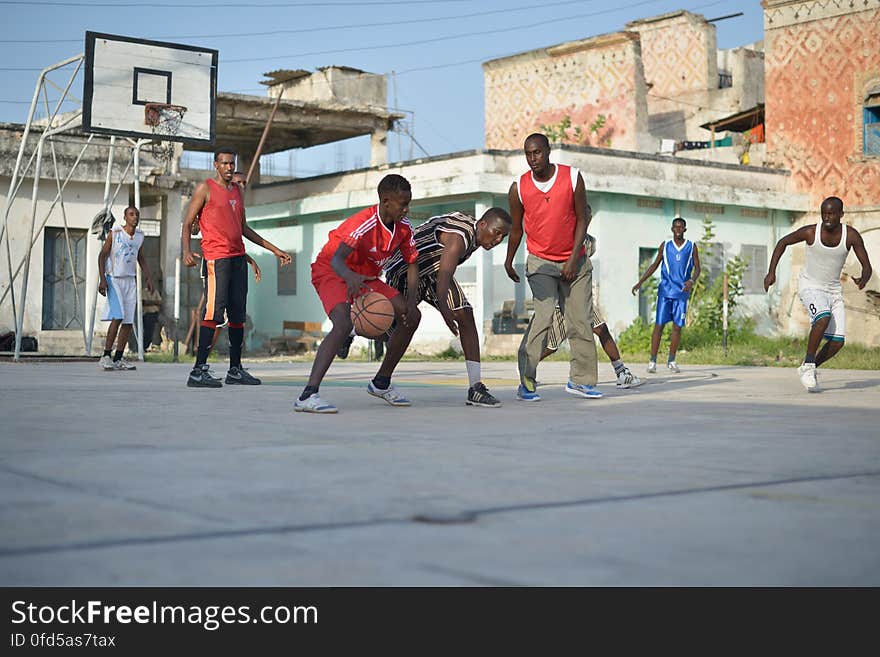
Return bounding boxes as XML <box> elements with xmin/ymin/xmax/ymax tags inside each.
<box><xmin>848</xmin><ymin>227</ymin><xmax>873</xmax><ymax>290</ymax></box>
<box><xmin>181</xmin><ymin>182</ymin><xmax>208</xmax><ymax>267</ymax></box>
<box><xmin>764</xmin><ymin>225</ymin><xmax>812</xmax><ymax>291</ymax></box>
<box><xmin>505</xmin><ymin>182</ymin><xmax>524</xmax><ymax>282</ymax></box>
<box><xmin>632</xmin><ymin>242</ymin><xmax>664</xmax><ymax>295</ymax></box>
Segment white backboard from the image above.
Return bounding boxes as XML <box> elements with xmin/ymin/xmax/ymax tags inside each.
<box><xmin>83</xmin><ymin>32</ymin><xmax>217</xmax><ymax>144</ymax></box>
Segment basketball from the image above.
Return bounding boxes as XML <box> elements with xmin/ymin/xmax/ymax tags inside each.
<box><xmin>351</xmin><ymin>292</ymin><xmax>394</xmax><ymax>338</ymax></box>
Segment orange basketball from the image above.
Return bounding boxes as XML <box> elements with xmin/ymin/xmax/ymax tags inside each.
<box><xmin>351</xmin><ymin>292</ymin><xmax>394</xmax><ymax>338</ymax></box>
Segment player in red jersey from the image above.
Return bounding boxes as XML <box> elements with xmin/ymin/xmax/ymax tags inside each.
<box><xmin>295</xmin><ymin>174</ymin><xmax>421</xmax><ymax>414</ymax></box>
<box><xmin>181</xmin><ymin>148</ymin><xmax>291</xmax><ymax>388</ymax></box>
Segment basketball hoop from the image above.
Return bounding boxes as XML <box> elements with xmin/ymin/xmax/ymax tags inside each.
<box><xmin>144</xmin><ymin>103</ymin><xmax>187</xmax><ymax>167</ymax></box>
<box><xmin>144</xmin><ymin>102</ymin><xmax>187</xmax><ymax>136</ymax></box>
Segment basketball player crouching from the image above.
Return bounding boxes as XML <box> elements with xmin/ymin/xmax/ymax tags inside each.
<box><xmin>384</xmin><ymin>207</ymin><xmax>512</xmax><ymax>408</ymax></box>
<box><xmin>295</xmin><ymin>174</ymin><xmax>421</xmax><ymax>414</ymax></box>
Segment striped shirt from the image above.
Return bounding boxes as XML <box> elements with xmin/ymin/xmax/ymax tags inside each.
<box><xmin>385</xmin><ymin>211</ymin><xmax>479</xmax><ymax>279</ymax></box>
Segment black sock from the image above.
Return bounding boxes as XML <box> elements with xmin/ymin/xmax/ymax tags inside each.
<box><xmin>113</xmin><ymin>350</ymin><xmax>123</xmax><ymax>362</ymax></box>
<box><xmin>372</xmin><ymin>374</ymin><xmax>391</xmax><ymax>390</ymax></box>
<box><xmin>229</xmin><ymin>326</ymin><xmax>244</xmax><ymax>369</ymax></box>
<box><xmin>804</xmin><ymin>353</ymin><xmax>816</xmax><ymax>364</ymax></box>
<box><xmin>196</xmin><ymin>326</ymin><xmax>214</xmax><ymax>366</ymax></box>
<box><xmin>299</xmin><ymin>385</ymin><xmax>318</xmax><ymax>401</ymax></box>
<box><xmin>103</xmin><ymin>349</ymin><xmax>111</xmax><ymax>358</ymax></box>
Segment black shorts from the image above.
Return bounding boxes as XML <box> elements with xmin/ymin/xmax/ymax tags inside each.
<box><xmin>202</xmin><ymin>255</ymin><xmax>247</xmax><ymax>325</ymax></box>
<box><xmin>386</xmin><ymin>269</ymin><xmax>471</xmax><ymax>311</ymax></box>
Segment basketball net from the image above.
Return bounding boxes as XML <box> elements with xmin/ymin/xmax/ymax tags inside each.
<box><xmin>144</xmin><ymin>103</ymin><xmax>187</xmax><ymax>168</ymax></box>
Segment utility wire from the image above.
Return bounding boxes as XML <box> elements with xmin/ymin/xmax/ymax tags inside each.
<box><xmin>0</xmin><ymin>0</ymin><xmax>589</xmax><ymax>44</ymax></box>
<box><xmin>224</xmin><ymin>0</ymin><xmax>668</xmax><ymax>63</ymax></box>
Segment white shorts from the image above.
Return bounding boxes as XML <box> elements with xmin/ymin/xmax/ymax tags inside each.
<box><xmin>798</xmin><ymin>286</ymin><xmax>845</xmax><ymax>341</ymax></box>
<box><xmin>102</xmin><ymin>275</ymin><xmax>136</xmax><ymax>324</ymax></box>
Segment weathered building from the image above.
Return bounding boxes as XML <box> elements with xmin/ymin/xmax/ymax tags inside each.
<box><xmin>763</xmin><ymin>0</ymin><xmax>880</xmax><ymax>345</ymax></box>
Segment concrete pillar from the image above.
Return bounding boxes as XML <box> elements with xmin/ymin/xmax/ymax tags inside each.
<box><xmin>162</xmin><ymin>190</ymin><xmax>184</xmax><ymax>319</ymax></box>
<box><xmin>474</xmin><ymin>197</ymin><xmax>493</xmax><ymax>346</ymax></box>
<box><xmin>370</xmin><ymin>126</ymin><xmax>388</xmax><ymax>166</ymax></box>
<box><xmin>237</xmin><ymin>149</ymin><xmax>259</xmax><ymax>187</ymax></box>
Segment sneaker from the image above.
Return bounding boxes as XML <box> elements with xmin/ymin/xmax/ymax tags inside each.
<box><xmin>516</xmin><ymin>384</ymin><xmax>541</xmax><ymax>402</ymax></box>
<box><xmin>225</xmin><ymin>365</ymin><xmax>261</xmax><ymax>385</ymax></box>
<box><xmin>565</xmin><ymin>381</ymin><xmax>603</xmax><ymax>399</ymax></box>
<box><xmin>98</xmin><ymin>355</ymin><xmax>115</xmax><ymax>371</ymax></box>
<box><xmin>466</xmin><ymin>382</ymin><xmax>502</xmax><ymax>408</ymax></box>
<box><xmin>667</xmin><ymin>361</ymin><xmax>680</xmax><ymax>373</ymax></box>
<box><xmin>520</xmin><ymin>375</ymin><xmax>538</xmax><ymax>393</ymax></box>
<box><xmin>187</xmin><ymin>363</ymin><xmax>223</xmax><ymax>388</ymax></box>
<box><xmin>616</xmin><ymin>367</ymin><xmax>643</xmax><ymax>389</ymax></box>
<box><xmin>647</xmin><ymin>360</ymin><xmax>657</xmax><ymax>374</ymax></box>
<box><xmin>115</xmin><ymin>357</ymin><xmax>137</xmax><ymax>371</ymax></box>
<box><xmin>798</xmin><ymin>362</ymin><xmax>818</xmax><ymax>392</ymax></box>
<box><xmin>367</xmin><ymin>381</ymin><xmax>411</xmax><ymax>406</ymax></box>
<box><xmin>294</xmin><ymin>393</ymin><xmax>338</xmax><ymax>413</ymax></box>
<box><xmin>337</xmin><ymin>334</ymin><xmax>354</xmax><ymax>359</ymax></box>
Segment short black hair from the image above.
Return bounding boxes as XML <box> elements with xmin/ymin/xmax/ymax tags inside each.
<box><xmin>124</xmin><ymin>205</ymin><xmax>139</xmax><ymax>214</ymax></box>
<box><xmin>214</xmin><ymin>147</ymin><xmax>237</xmax><ymax>162</ymax></box>
<box><xmin>482</xmin><ymin>207</ymin><xmax>512</xmax><ymax>227</ymax></box>
<box><xmin>524</xmin><ymin>133</ymin><xmax>550</xmax><ymax>149</ymax></box>
<box><xmin>377</xmin><ymin>174</ymin><xmax>411</xmax><ymax>197</ymax></box>
<box><xmin>672</xmin><ymin>216</ymin><xmax>686</xmax><ymax>227</ymax></box>
<box><xmin>821</xmin><ymin>196</ymin><xmax>843</xmax><ymax>211</ymax></box>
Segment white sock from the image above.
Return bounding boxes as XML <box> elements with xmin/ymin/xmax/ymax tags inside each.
<box><xmin>611</xmin><ymin>359</ymin><xmax>624</xmax><ymax>373</ymax></box>
<box><xmin>465</xmin><ymin>360</ymin><xmax>481</xmax><ymax>387</ymax></box>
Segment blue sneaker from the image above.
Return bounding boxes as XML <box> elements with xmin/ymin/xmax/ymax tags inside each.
<box><xmin>565</xmin><ymin>381</ymin><xmax>603</xmax><ymax>399</ymax></box>
<box><xmin>516</xmin><ymin>384</ymin><xmax>541</xmax><ymax>402</ymax></box>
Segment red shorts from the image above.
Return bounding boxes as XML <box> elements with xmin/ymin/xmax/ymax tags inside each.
<box><xmin>311</xmin><ymin>262</ymin><xmax>399</xmax><ymax>316</ymax></box>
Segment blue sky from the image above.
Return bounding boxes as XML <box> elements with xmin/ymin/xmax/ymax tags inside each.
<box><xmin>2</xmin><ymin>0</ymin><xmax>763</xmax><ymax>176</ymax></box>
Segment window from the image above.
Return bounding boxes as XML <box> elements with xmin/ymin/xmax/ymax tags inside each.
<box><xmin>865</xmin><ymin>92</ymin><xmax>880</xmax><ymax>156</ymax></box>
<box><xmin>638</xmin><ymin>247</ymin><xmax>658</xmax><ymax>322</ymax></box>
<box><xmin>277</xmin><ymin>252</ymin><xmax>296</xmax><ymax>295</ymax></box>
<box><xmin>699</xmin><ymin>241</ymin><xmax>725</xmax><ymax>287</ymax></box>
<box><xmin>740</xmin><ymin>244</ymin><xmax>768</xmax><ymax>294</ymax></box>
<box><xmin>42</xmin><ymin>227</ymin><xmax>87</xmax><ymax>329</ymax></box>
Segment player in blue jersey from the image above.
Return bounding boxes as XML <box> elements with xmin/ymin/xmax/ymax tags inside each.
<box><xmin>631</xmin><ymin>217</ymin><xmax>701</xmax><ymax>373</ymax></box>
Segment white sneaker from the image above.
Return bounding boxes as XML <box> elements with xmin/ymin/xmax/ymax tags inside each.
<box><xmin>647</xmin><ymin>361</ymin><xmax>657</xmax><ymax>374</ymax></box>
<box><xmin>116</xmin><ymin>357</ymin><xmax>137</xmax><ymax>370</ymax></box>
<box><xmin>294</xmin><ymin>393</ymin><xmax>338</xmax><ymax>413</ymax></box>
<box><xmin>367</xmin><ymin>381</ymin><xmax>411</xmax><ymax>406</ymax></box>
<box><xmin>98</xmin><ymin>355</ymin><xmax>115</xmax><ymax>371</ymax></box>
<box><xmin>667</xmin><ymin>361</ymin><xmax>680</xmax><ymax>373</ymax></box>
<box><xmin>616</xmin><ymin>367</ymin><xmax>643</xmax><ymax>388</ymax></box>
<box><xmin>798</xmin><ymin>362</ymin><xmax>818</xmax><ymax>392</ymax></box>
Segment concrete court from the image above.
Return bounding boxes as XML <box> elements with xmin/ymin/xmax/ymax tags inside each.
<box><xmin>0</xmin><ymin>358</ymin><xmax>878</xmax><ymax>586</ymax></box>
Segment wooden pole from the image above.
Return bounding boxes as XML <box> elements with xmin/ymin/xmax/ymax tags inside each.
<box><xmin>245</xmin><ymin>88</ymin><xmax>285</xmax><ymax>185</ymax></box>
<box><xmin>722</xmin><ymin>272</ymin><xmax>729</xmax><ymax>356</ymax></box>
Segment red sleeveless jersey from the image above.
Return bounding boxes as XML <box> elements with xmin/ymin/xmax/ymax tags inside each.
<box><xmin>518</xmin><ymin>164</ymin><xmax>584</xmax><ymax>262</ymax></box>
<box><xmin>199</xmin><ymin>179</ymin><xmax>245</xmax><ymax>260</ymax></box>
<box><xmin>314</xmin><ymin>205</ymin><xmax>418</xmax><ymax>277</ymax></box>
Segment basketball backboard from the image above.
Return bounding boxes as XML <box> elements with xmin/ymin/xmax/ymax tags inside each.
<box><xmin>82</xmin><ymin>32</ymin><xmax>217</xmax><ymax>145</ymax></box>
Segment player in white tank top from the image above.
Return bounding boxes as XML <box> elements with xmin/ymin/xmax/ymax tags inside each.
<box><xmin>764</xmin><ymin>197</ymin><xmax>873</xmax><ymax>391</ymax></box>
<box><xmin>97</xmin><ymin>206</ymin><xmax>155</xmax><ymax>371</ymax></box>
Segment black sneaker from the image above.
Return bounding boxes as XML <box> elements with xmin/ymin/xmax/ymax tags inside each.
<box><xmin>225</xmin><ymin>365</ymin><xmax>261</xmax><ymax>385</ymax></box>
<box><xmin>187</xmin><ymin>364</ymin><xmax>223</xmax><ymax>388</ymax></box>
<box><xmin>466</xmin><ymin>382</ymin><xmax>502</xmax><ymax>408</ymax></box>
<box><xmin>337</xmin><ymin>334</ymin><xmax>354</xmax><ymax>359</ymax></box>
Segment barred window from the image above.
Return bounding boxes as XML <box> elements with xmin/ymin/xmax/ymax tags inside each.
<box><xmin>740</xmin><ymin>244</ymin><xmax>768</xmax><ymax>294</ymax></box>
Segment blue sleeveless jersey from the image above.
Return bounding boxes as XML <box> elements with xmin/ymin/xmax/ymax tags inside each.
<box><xmin>658</xmin><ymin>239</ymin><xmax>694</xmax><ymax>300</ymax></box>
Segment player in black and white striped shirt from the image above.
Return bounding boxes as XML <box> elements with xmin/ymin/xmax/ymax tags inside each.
<box><xmin>385</xmin><ymin>208</ymin><xmax>512</xmax><ymax>407</ymax></box>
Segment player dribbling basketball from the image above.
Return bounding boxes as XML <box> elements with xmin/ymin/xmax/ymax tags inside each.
<box><xmin>295</xmin><ymin>174</ymin><xmax>420</xmax><ymax>414</ymax></box>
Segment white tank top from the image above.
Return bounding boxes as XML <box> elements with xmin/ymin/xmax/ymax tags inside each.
<box><xmin>105</xmin><ymin>226</ymin><xmax>144</xmax><ymax>278</ymax></box>
<box><xmin>799</xmin><ymin>221</ymin><xmax>848</xmax><ymax>292</ymax></box>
